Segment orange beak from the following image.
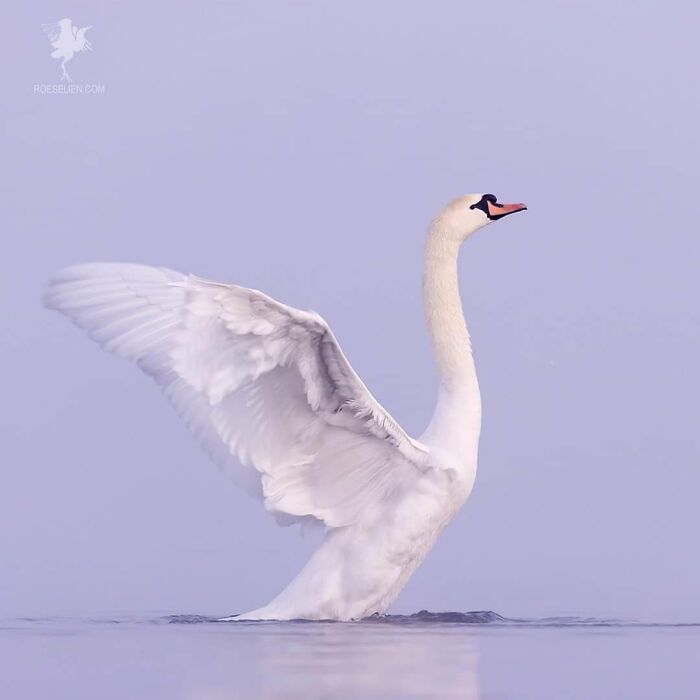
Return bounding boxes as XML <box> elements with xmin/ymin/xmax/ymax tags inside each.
<box><xmin>487</xmin><ymin>201</ymin><xmax>528</xmax><ymax>220</ymax></box>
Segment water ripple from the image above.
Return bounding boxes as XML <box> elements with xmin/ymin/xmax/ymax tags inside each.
<box><xmin>163</xmin><ymin>611</ymin><xmax>700</xmax><ymax>627</ymax></box>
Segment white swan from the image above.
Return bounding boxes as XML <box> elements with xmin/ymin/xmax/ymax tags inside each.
<box><xmin>44</xmin><ymin>193</ymin><xmax>526</xmax><ymax>621</ymax></box>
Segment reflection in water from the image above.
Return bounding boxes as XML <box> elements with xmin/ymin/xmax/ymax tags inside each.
<box><xmin>251</xmin><ymin>624</ymin><xmax>479</xmax><ymax>700</ymax></box>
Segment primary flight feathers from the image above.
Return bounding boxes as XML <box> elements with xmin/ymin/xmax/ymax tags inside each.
<box><xmin>44</xmin><ymin>263</ymin><xmax>429</xmax><ymax>528</ymax></box>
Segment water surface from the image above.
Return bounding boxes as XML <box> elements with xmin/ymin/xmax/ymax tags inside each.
<box><xmin>2</xmin><ymin>613</ymin><xmax>698</xmax><ymax>699</ymax></box>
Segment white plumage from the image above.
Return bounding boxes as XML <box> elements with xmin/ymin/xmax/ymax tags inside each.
<box><xmin>44</xmin><ymin>193</ymin><xmax>526</xmax><ymax>620</ymax></box>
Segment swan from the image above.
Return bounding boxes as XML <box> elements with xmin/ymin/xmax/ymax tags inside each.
<box><xmin>43</xmin><ymin>193</ymin><xmax>527</xmax><ymax>621</ymax></box>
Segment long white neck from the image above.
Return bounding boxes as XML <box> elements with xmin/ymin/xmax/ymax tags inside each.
<box><xmin>421</xmin><ymin>218</ymin><xmax>481</xmax><ymax>456</ymax></box>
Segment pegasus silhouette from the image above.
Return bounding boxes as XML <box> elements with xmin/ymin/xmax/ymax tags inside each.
<box><xmin>43</xmin><ymin>18</ymin><xmax>92</xmax><ymax>82</ymax></box>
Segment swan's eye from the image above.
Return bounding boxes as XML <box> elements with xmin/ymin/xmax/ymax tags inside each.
<box><xmin>470</xmin><ymin>194</ymin><xmax>498</xmax><ymax>216</ymax></box>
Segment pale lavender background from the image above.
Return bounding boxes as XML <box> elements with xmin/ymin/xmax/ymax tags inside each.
<box><xmin>1</xmin><ymin>0</ymin><xmax>699</xmax><ymax>622</ymax></box>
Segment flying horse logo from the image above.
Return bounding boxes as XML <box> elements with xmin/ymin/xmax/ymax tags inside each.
<box><xmin>42</xmin><ymin>18</ymin><xmax>92</xmax><ymax>82</ymax></box>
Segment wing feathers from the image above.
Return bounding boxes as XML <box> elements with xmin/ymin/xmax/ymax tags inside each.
<box><xmin>45</xmin><ymin>263</ymin><xmax>429</xmax><ymax>528</ymax></box>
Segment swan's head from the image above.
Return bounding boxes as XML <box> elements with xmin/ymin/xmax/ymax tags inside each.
<box><xmin>439</xmin><ymin>193</ymin><xmax>527</xmax><ymax>241</ymax></box>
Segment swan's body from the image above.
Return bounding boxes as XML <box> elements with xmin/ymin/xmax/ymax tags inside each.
<box><xmin>44</xmin><ymin>193</ymin><xmax>526</xmax><ymax>620</ymax></box>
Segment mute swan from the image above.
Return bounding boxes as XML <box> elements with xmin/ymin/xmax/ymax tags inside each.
<box><xmin>44</xmin><ymin>193</ymin><xmax>527</xmax><ymax>621</ymax></box>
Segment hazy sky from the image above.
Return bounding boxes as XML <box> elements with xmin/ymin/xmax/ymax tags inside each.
<box><xmin>2</xmin><ymin>0</ymin><xmax>699</xmax><ymax>621</ymax></box>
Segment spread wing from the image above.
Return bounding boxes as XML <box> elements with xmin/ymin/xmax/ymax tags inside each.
<box><xmin>44</xmin><ymin>264</ymin><xmax>430</xmax><ymax>528</ymax></box>
<box><xmin>42</xmin><ymin>23</ymin><xmax>61</xmax><ymax>45</ymax></box>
